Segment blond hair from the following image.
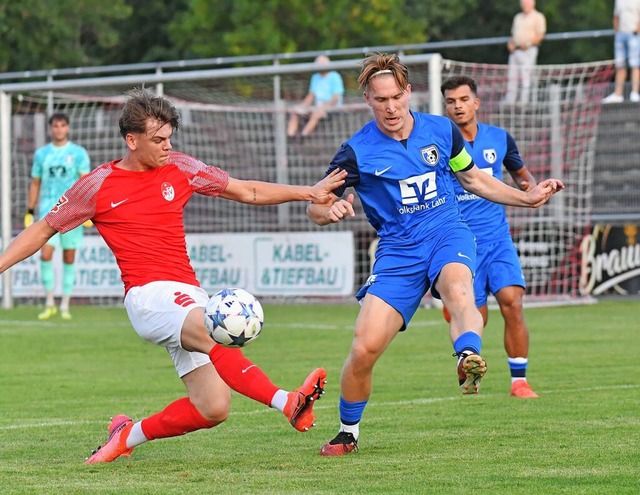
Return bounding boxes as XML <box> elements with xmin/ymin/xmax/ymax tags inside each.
<box><xmin>357</xmin><ymin>53</ymin><xmax>409</xmax><ymax>92</ymax></box>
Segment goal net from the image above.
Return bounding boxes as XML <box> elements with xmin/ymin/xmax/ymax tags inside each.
<box><xmin>1</xmin><ymin>57</ymin><xmax>613</xmax><ymax>306</ymax></box>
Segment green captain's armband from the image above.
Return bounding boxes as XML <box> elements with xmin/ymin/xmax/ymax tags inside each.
<box><xmin>449</xmin><ymin>147</ymin><xmax>472</xmax><ymax>173</ymax></box>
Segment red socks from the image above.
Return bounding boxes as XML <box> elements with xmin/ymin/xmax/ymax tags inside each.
<box><xmin>141</xmin><ymin>397</ymin><xmax>216</xmax><ymax>440</ymax></box>
<box><xmin>208</xmin><ymin>345</ymin><xmax>279</xmax><ymax>406</ymax></box>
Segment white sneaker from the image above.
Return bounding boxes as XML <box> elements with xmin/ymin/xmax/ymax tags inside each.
<box><xmin>602</xmin><ymin>93</ymin><xmax>624</xmax><ymax>104</ymax></box>
<box><xmin>631</xmin><ymin>92</ymin><xmax>640</xmax><ymax>102</ymax></box>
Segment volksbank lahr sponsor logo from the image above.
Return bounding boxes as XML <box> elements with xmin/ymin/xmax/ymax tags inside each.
<box><xmin>456</xmin><ymin>192</ymin><xmax>480</xmax><ymax>202</ymax></box>
<box><xmin>398</xmin><ymin>171</ymin><xmax>445</xmax><ymax>214</ymax></box>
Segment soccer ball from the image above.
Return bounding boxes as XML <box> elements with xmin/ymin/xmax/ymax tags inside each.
<box><xmin>204</xmin><ymin>288</ymin><xmax>264</xmax><ymax>348</ymax></box>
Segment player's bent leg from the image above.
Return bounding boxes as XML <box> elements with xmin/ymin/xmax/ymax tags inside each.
<box><xmin>284</xmin><ymin>368</ymin><xmax>327</xmax><ymax>432</ymax></box>
<box><xmin>437</xmin><ymin>263</ymin><xmax>484</xmax><ymax>340</ymax></box>
<box><xmin>182</xmin><ymin>362</ymin><xmax>232</xmax><ymax>426</ymax></box>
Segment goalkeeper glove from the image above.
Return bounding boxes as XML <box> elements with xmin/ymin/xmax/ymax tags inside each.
<box><xmin>24</xmin><ymin>209</ymin><xmax>35</xmax><ymax>228</ymax></box>
<box><xmin>83</xmin><ymin>219</ymin><xmax>94</xmax><ymax>228</ymax></box>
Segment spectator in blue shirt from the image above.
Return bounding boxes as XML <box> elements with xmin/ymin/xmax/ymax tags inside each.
<box><xmin>287</xmin><ymin>55</ymin><xmax>345</xmax><ymax>137</ymax></box>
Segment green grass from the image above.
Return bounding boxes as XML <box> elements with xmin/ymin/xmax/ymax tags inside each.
<box><xmin>0</xmin><ymin>300</ymin><xmax>638</xmax><ymax>494</ymax></box>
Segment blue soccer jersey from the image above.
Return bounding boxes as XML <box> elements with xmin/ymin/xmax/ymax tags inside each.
<box><xmin>327</xmin><ymin>112</ymin><xmax>473</xmax><ymax>242</ymax></box>
<box><xmin>326</xmin><ymin>112</ymin><xmax>475</xmax><ymax>327</ymax></box>
<box><xmin>31</xmin><ymin>141</ymin><xmax>91</xmax><ymax>220</ymax></box>
<box><xmin>452</xmin><ymin>123</ymin><xmax>524</xmax><ymax>245</ymax></box>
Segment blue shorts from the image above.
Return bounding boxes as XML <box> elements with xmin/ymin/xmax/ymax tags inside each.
<box><xmin>356</xmin><ymin>220</ymin><xmax>476</xmax><ymax>330</ymax></box>
<box><xmin>614</xmin><ymin>32</ymin><xmax>640</xmax><ymax>68</ymax></box>
<box><xmin>473</xmin><ymin>238</ymin><xmax>525</xmax><ymax>307</ymax></box>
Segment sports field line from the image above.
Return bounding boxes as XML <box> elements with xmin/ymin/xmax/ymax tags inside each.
<box><xmin>0</xmin><ymin>319</ymin><xmax>442</xmax><ymax>331</ymax></box>
<box><xmin>2</xmin><ymin>383</ymin><xmax>637</xmax><ymax>431</ymax></box>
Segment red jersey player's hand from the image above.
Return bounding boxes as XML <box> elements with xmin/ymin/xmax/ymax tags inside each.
<box><xmin>309</xmin><ymin>169</ymin><xmax>348</xmax><ymax>204</ymax></box>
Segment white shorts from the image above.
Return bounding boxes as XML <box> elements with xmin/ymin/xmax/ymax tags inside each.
<box><xmin>124</xmin><ymin>281</ymin><xmax>211</xmax><ymax>378</ymax></box>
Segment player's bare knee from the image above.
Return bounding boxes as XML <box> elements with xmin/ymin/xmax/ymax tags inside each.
<box><xmin>198</xmin><ymin>398</ymin><xmax>230</xmax><ymax>425</ymax></box>
<box><xmin>348</xmin><ymin>342</ymin><xmax>381</xmax><ymax>370</ymax></box>
<box><xmin>499</xmin><ymin>294</ymin><xmax>524</xmax><ymax>315</ymax></box>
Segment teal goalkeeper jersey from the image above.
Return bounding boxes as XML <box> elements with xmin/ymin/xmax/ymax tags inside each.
<box><xmin>31</xmin><ymin>141</ymin><xmax>91</xmax><ymax>219</ymax></box>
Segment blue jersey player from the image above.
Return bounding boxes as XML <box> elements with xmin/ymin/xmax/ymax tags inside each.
<box><xmin>25</xmin><ymin>113</ymin><xmax>91</xmax><ymax>320</ymax></box>
<box><xmin>307</xmin><ymin>53</ymin><xmax>563</xmax><ymax>456</ymax></box>
<box><xmin>441</xmin><ymin>75</ymin><xmax>539</xmax><ymax>399</ymax></box>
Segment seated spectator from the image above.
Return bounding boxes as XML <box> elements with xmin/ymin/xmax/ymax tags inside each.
<box><xmin>287</xmin><ymin>55</ymin><xmax>344</xmax><ymax>137</ymax></box>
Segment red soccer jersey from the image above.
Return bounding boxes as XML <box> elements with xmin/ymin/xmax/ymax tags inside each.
<box><xmin>45</xmin><ymin>151</ymin><xmax>229</xmax><ymax>294</ymax></box>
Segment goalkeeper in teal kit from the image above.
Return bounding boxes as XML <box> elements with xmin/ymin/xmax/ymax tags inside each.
<box><xmin>441</xmin><ymin>75</ymin><xmax>539</xmax><ymax>398</ymax></box>
<box><xmin>25</xmin><ymin>113</ymin><xmax>91</xmax><ymax>320</ymax></box>
<box><xmin>307</xmin><ymin>53</ymin><xmax>563</xmax><ymax>456</ymax></box>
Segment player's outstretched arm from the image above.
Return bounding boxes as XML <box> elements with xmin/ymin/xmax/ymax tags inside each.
<box><xmin>220</xmin><ymin>169</ymin><xmax>347</xmax><ymax>205</ymax></box>
<box><xmin>307</xmin><ymin>193</ymin><xmax>355</xmax><ymax>226</ymax></box>
<box><xmin>456</xmin><ymin>166</ymin><xmax>564</xmax><ymax>208</ymax></box>
<box><xmin>0</xmin><ymin>220</ymin><xmax>57</xmax><ymax>274</ymax></box>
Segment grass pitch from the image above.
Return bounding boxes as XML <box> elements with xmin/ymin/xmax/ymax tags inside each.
<box><xmin>0</xmin><ymin>299</ymin><xmax>638</xmax><ymax>494</ymax></box>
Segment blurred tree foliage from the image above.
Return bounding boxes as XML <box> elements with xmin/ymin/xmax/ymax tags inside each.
<box><xmin>0</xmin><ymin>0</ymin><xmax>130</xmax><ymax>72</ymax></box>
<box><xmin>0</xmin><ymin>0</ymin><xmax>615</xmax><ymax>73</ymax></box>
<box><xmin>166</xmin><ymin>0</ymin><xmax>427</xmax><ymax>57</ymax></box>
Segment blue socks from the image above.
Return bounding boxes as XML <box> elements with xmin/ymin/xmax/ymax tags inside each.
<box><xmin>453</xmin><ymin>331</ymin><xmax>482</xmax><ymax>355</ymax></box>
<box><xmin>508</xmin><ymin>357</ymin><xmax>528</xmax><ymax>380</ymax></box>
<box><xmin>339</xmin><ymin>397</ymin><xmax>368</xmax><ymax>425</ymax></box>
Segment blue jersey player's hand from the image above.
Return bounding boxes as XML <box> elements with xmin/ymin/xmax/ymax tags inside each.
<box><xmin>327</xmin><ymin>193</ymin><xmax>356</xmax><ymax>223</ymax></box>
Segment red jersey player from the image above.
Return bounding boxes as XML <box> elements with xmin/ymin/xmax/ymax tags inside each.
<box><xmin>0</xmin><ymin>88</ymin><xmax>347</xmax><ymax>464</ymax></box>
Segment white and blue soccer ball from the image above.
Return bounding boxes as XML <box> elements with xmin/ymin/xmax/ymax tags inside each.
<box><xmin>204</xmin><ymin>288</ymin><xmax>264</xmax><ymax>348</ymax></box>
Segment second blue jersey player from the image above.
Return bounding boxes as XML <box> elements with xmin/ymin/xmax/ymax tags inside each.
<box><xmin>441</xmin><ymin>75</ymin><xmax>539</xmax><ymax>399</ymax></box>
<box><xmin>307</xmin><ymin>53</ymin><xmax>564</xmax><ymax>456</ymax></box>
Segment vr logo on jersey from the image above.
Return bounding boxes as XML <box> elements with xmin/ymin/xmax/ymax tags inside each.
<box><xmin>399</xmin><ymin>171</ymin><xmax>437</xmax><ymax>205</ymax></box>
<box><xmin>420</xmin><ymin>145</ymin><xmax>439</xmax><ymax>166</ymax></box>
<box><xmin>483</xmin><ymin>148</ymin><xmax>497</xmax><ymax>164</ymax></box>
<box><xmin>161</xmin><ymin>182</ymin><xmax>175</xmax><ymax>201</ymax></box>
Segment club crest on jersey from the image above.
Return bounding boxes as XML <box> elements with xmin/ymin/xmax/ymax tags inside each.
<box><xmin>483</xmin><ymin>148</ymin><xmax>497</xmax><ymax>164</ymax></box>
<box><xmin>50</xmin><ymin>194</ymin><xmax>68</xmax><ymax>213</ymax></box>
<box><xmin>420</xmin><ymin>145</ymin><xmax>439</xmax><ymax>166</ymax></box>
<box><xmin>161</xmin><ymin>182</ymin><xmax>175</xmax><ymax>201</ymax></box>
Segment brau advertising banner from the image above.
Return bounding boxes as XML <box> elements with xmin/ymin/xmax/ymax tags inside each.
<box><xmin>580</xmin><ymin>224</ymin><xmax>640</xmax><ymax>296</ymax></box>
<box><xmin>4</xmin><ymin>232</ymin><xmax>355</xmax><ymax>298</ymax></box>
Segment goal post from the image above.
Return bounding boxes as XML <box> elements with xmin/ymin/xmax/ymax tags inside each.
<box><xmin>1</xmin><ymin>91</ymin><xmax>12</xmax><ymax>308</ymax></box>
<box><xmin>0</xmin><ymin>56</ymin><xmax>613</xmax><ymax>307</ymax></box>
<box><xmin>439</xmin><ymin>60</ymin><xmax>613</xmax><ymax>303</ymax></box>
